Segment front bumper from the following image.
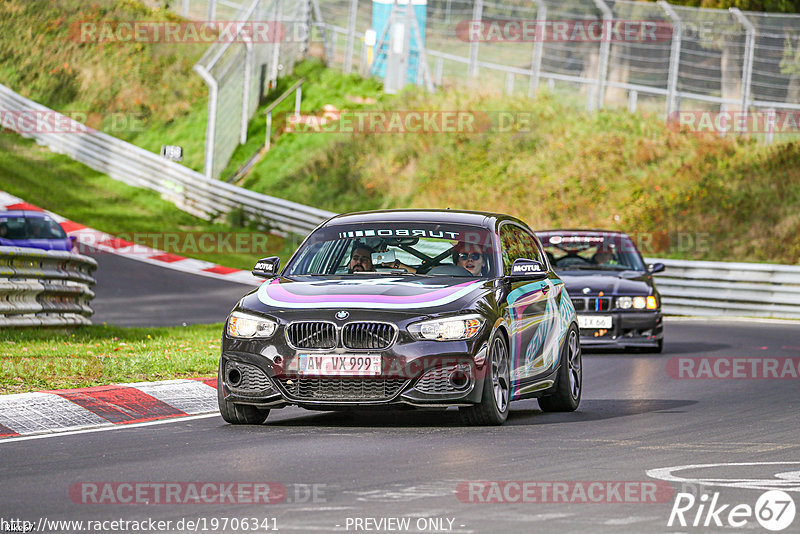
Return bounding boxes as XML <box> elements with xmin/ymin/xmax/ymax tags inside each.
<box><xmin>577</xmin><ymin>310</ymin><xmax>662</xmax><ymax>349</ymax></box>
<box><xmin>219</xmin><ymin>332</ymin><xmax>491</xmax><ymax>410</ymax></box>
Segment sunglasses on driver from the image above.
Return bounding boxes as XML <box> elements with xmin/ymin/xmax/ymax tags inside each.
<box><xmin>458</xmin><ymin>252</ymin><xmax>483</xmax><ymax>261</ymax></box>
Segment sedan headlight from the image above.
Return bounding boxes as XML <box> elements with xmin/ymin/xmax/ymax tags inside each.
<box><xmin>227</xmin><ymin>311</ymin><xmax>277</xmax><ymax>338</ymax></box>
<box><xmin>408</xmin><ymin>314</ymin><xmax>485</xmax><ymax>341</ymax></box>
<box><xmin>616</xmin><ymin>296</ymin><xmax>633</xmax><ymax>309</ymax></box>
<box><xmin>617</xmin><ymin>296</ymin><xmax>658</xmax><ymax>310</ymax></box>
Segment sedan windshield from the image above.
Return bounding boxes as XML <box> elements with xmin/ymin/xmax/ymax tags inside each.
<box><xmin>285</xmin><ymin>222</ymin><xmax>498</xmax><ymax>278</ymax></box>
<box><xmin>539</xmin><ymin>233</ymin><xmax>646</xmax><ymax>271</ymax></box>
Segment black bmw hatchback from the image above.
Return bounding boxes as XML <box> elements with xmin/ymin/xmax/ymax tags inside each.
<box><xmin>219</xmin><ymin>210</ymin><xmax>582</xmax><ymax>426</ymax></box>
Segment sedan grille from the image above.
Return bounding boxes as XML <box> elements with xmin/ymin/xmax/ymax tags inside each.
<box><xmin>286</xmin><ymin>322</ymin><xmax>337</xmax><ymax>349</ymax></box>
<box><xmin>342</xmin><ymin>322</ymin><xmax>396</xmax><ymax>350</ymax></box>
<box><xmin>276</xmin><ymin>377</ymin><xmax>407</xmax><ymax>401</ymax></box>
<box><xmin>571</xmin><ymin>297</ymin><xmax>612</xmax><ymax>312</ymax></box>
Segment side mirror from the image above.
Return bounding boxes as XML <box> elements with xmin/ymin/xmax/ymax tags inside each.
<box><xmin>648</xmin><ymin>262</ymin><xmax>665</xmax><ymax>274</ymax></box>
<box><xmin>252</xmin><ymin>256</ymin><xmax>280</xmax><ymax>278</ymax></box>
<box><xmin>510</xmin><ymin>258</ymin><xmax>548</xmax><ymax>281</ymax></box>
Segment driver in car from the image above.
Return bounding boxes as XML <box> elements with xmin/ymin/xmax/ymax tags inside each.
<box><xmin>348</xmin><ymin>243</ymin><xmax>375</xmax><ymax>273</ymax></box>
<box><xmin>454</xmin><ymin>243</ymin><xmax>487</xmax><ymax>276</ymax></box>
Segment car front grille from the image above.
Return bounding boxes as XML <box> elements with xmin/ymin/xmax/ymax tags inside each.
<box><xmin>571</xmin><ymin>297</ymin><xmax>612</xmax><ymax>312</ymax></box>
<box><xmin>276</xmin><ymin>377</ymin><xmax>407</xmax><ymax>401</ymax></box>
<box><xmin>286</xmin><ymin>322</ymin><xmax>337</xmax><ymax>349</ymax></box>
<box><xmin>341</xmin><ymin>322</ymin><xmax>396</xmax><ymax>350</ymax></box>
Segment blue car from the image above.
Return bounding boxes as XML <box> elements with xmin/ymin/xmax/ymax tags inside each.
<box><xmin>0</xmin><ymin>210</ymin><xmax>75</xmax><ymax>252</ymax></box>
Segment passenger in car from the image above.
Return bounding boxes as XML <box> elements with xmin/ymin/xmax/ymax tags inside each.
<box><xmin>454</xmin><ymin>243</ymin><xmax>488</xmax><ymax>276</ymax></box>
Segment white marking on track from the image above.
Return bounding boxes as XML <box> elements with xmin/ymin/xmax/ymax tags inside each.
<box><xmin>646</xmin><ymin>461</ymin><xmax>800</xmax><ymax>492</ymax></box>
<box><xmin>0</xmin><ymin>413</ymin><xmax>220</xmax><ymax>445</ymax></box>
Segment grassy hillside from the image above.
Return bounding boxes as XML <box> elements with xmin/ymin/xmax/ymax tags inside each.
<box><xmin>239</xmin><ymin>86</ymin><xmax>800</xmax><ymax>264</ymax></box>
<box><xmin>0</xmin><ymin>134</ymin><xmax>295</xmax><ymax>269</ymax></box>
<box><xmin>0</xmin><ymin>0</ymin><xmax>209</xmax><ymax>170</ymax></box>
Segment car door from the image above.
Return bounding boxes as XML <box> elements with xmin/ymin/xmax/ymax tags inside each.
<box><xmin>499</xmin><ymin>223</ymin><xmax>560</xmax><ymax>393</ymax></box>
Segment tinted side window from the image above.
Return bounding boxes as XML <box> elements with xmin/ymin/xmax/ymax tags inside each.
<box><xmin>500</xmin><ymin>224</ymin><xmax>542</xmax><ymax>275</ymax></box>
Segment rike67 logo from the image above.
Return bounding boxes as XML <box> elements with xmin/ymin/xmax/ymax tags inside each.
<box><xmin>669</xmin><ymin>490</ymin><xmax>796</xmax><ymax>531</ymax></box>
<box><xmin>667</xmin><ymin>490</ymin><xmax>795</xmax><ymax>531</ymax></box>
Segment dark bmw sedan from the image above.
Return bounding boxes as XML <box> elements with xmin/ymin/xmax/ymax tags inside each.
<box><xmin>536</xmin><ymin>230</ymin><xmax>665</xmax><ymax>353</ymax></box>
<box><xmin>219</xmin><ymin>210</ymin><xmax>582</xmax><ymax>426</ymax></box>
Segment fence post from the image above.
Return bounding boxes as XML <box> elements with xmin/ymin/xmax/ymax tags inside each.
<box><xmin>241</xmin><ymin>36</ymin><xmax>253</xmax><ymax>144</ymax></box>
<box><xmin>468</xmin><ymin>0</ymin><xmax>483</xmax><ymax>79</ymax></box>
<box><xmin>730</xmin><ymin>8</ymin><xmax>756</xmax><ymax>121</ymax></box>
<box><xmin>193</xmin><ymin>64</ymin><xmax>218</xmax><ymax>179</ymax></box>
<box><xmin>344</xmin><ymin>0</ymin><xmax>359</xmax><ymax>73</ymax></box>
<box><xmin>628</xmin><ymin>90</ymin><xmax>638</xmax><ymax>113</ymax></box>
<box><xmin>591</xmin><ymin>0</ymin><xmax>612</xmax><ymax>111</ymax></box>
<box><xmin>659</xmin><ymin>1</ymin><xmax>683</xmax><ymax>120</ymax></box>
<box><xmin>529</xmin><ymin>0</ymin><xmax>546</xmax><ymax>98</ymax></box>
<box><xmin>207</xmin><ymin>0</ymin><xmax>216</xmax><ymax>21</ymax></box>
<box><xmin>182</xmin><ymin>0</ymin><xmax>190</xmax><ymax>17</ymax></box>
<box><xmin>765</xmin><ymin>107</ymin><xmax>776</xmax><ymax>144</ymax></box>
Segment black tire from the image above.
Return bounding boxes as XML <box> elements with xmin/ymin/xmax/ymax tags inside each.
<box><xmin>459</xmin><ymin>332</ymin><xmax>510</xmax><ymax>426</ymax></box>
<box><xmin>538</xmin><ymin>324</ymin><xmax>581</xmax><ymax>412</ymax></box>
<box><xmin>217</xmin><ymin>361</ymin><xmax>270</xmax><ymax>425</ymax></box>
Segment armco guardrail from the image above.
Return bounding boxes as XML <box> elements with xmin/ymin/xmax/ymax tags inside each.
<box><xmin>0</xmin><ymin>84</ymin><xmax>335</xmax><ymax>236</ymax></box>
<box><xmin>646</xmin><ymin>257</ymin><xmax>800</xmax><ymax>320</ymax></box>
<box><xmin>0</xmin><ymin>247</ymin><xmax>98</xmax><ymax>327</ymax></box>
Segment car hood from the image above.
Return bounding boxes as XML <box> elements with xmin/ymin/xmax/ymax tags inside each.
<box><xmin>250</xmin><ymin>275</ymin><xmax>491</xmax><ymax>311</ymax></box>
<box><xmin>557</xmin><ymin>271</ymin><xmax>653</xmax><ymax>296</ymax></box>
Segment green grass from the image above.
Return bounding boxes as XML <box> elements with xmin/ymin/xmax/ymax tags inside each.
<box><xmin>0</xmin><ymin>134</ymin><xmax>299</xmax><ymax>270</ymax></box>
<box><xmin>0</xmin><ymin>323</ymin><xmax>222</xmax><ymax>394</ymax></box>
<box><xmin>0</xmin><ymin>0</ymin><xmax>209</xmax><ymax>171</ymax></box>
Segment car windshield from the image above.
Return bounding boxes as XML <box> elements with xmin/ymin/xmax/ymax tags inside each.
<box><xmin>0</xmin><ymin>215</ymin><xmax>67</xmax><ymax>240</ymax></box>
<box><xmin>539</xmin><ymin>233</ymin><xmax>646</xmax><ymax>271</ymax></box>
<box><xmin>284</xmin><ymin>222</ymin><xmax>497</xmax><ymax>278</ymax></box>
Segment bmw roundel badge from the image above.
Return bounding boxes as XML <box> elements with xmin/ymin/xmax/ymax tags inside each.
<box><xmin>335</xmin><ymin>310</ymin><xmax>349</xmax><ymax>320</ymax></box>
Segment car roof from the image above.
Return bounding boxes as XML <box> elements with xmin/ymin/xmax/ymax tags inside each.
<box><xmin>536</xmin><ymin>228</ymin><xmax>632</xmax><ymax>239</ymax></box>
<box><xmin>320</xmin><ymin>209</ymin><xmax>528</xmax><ymax>230</ymax></box>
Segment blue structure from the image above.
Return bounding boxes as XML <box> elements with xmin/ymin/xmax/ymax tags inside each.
<box><xmin>370</xmin><ymin>0</ymin><xmax>427</xmax><ymax>85</ymax></box>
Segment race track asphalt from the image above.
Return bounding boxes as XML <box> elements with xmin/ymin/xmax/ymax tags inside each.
<box><xmin>87</xmin><ymin>251</ymin><xmax>253</xmax><ymax>327</ymax></box>
<box><xmin>2</xmin><ymin>317</ymin><xmax>798</xmax><ymax>533</ymax></box>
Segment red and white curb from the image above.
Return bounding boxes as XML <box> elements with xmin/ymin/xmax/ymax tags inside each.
<box><xmin>0</xmin><ymin>190</ymin><xmax>258</xmax><ymax>286</ymax></box>
<box><xmin>0</xmin><ymin>378</ymin><xmax>217</xmax><ymax>438</ymax></box>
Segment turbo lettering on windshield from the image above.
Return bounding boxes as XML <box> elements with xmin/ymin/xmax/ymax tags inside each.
<box><xmin>337</xmin><ymin>229</ymin><xmax>461</xmax><ymax>239</ymax></box>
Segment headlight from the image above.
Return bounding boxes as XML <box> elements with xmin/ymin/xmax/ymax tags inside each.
<box><xmin>408</xmin><ymin>314</ymin><xmax>485</xmax><ymax>341</ymax></box>
<box><xmin>633</xmin><ymin>296</ymin><xmax>647</xmax><ymax>309</ymax></box>
<box><xmin>227</xmin><ymin>311</ymin><xmax>277</xmax><ymax>338</ymax></box>
<box><xmin>646</xmin><ymin>295</ymin><xmax>658</xmax><ymax>309</ymax></box>
<box><xmin>616</xmin><ymin>296</ymin><xmax>632</xmax><ymax>309</ymax></box>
